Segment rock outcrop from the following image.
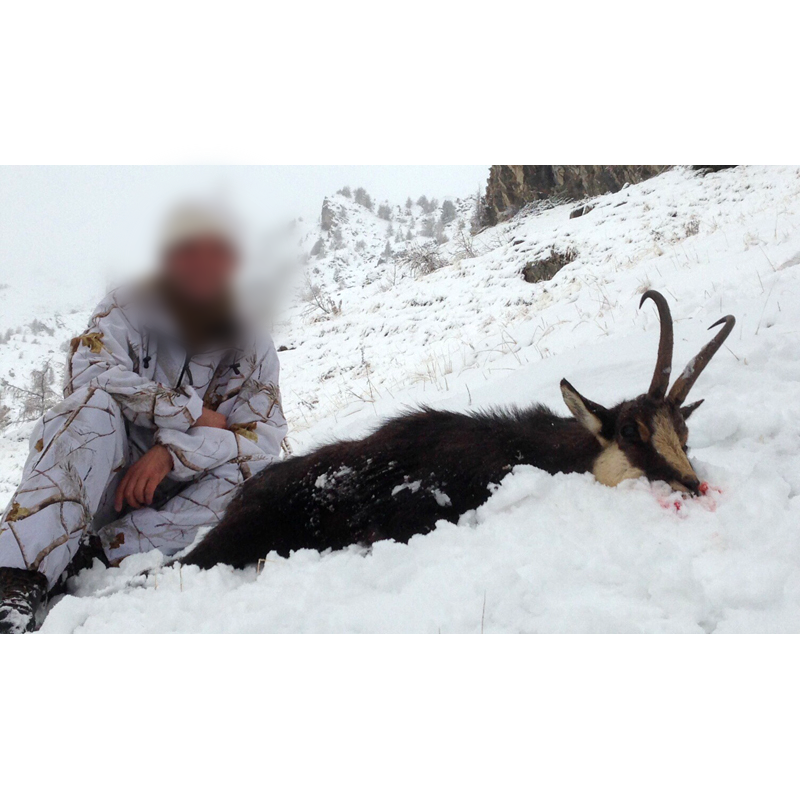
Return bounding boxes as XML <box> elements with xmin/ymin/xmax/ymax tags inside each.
<box><xmin>320</xmin><ymin>198</ymin><xmax>336</xmax><ymax>231</ymax></box>
<box><xmin>483</xmin><ymin>165</ymin><xmax>670</xmax><ymax>225</ymax></box>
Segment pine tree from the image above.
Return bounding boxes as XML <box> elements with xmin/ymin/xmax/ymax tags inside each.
<box><xmin>2</xmin><ymin>358</ymin><xmax>59</xmax><ymax>421</ymax></box>
<box><xmin>354</xmin><ymin>187</ymin><xmax>374</xmax><ymax>211</ymax></box>
<box><xmin>440</xmin><ymin>200</ymin><xmax>456</xmax><ymax>224</ymax></box>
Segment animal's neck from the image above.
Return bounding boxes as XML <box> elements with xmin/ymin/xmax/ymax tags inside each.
<box><xmin>515</xmin><ymin>408</ymin><xmax>603</xmax><ymax>476</ymax></box>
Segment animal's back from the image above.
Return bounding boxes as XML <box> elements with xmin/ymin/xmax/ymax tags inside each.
<box><xmin>181</xmin><ymin>407</ymin><xmax>558</xmax><ymax>569</ymax></box>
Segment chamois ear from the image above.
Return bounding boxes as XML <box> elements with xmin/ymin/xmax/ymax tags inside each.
<box><xmin>560</xmin><ymin>379</ymin><xmax>612</xmax><ymax>440</ymax></box>
<box><xmin>680</xmin><ymin>399</ymin><xmax>704</xmax><ymax>420</ymax></box>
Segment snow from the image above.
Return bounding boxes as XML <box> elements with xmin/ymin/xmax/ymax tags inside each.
<box><xmin>432</xmin><ymin>488</ymin><xmax>451</xmax><ymax>507</ymax></box>
<box><xmin>2</xmin><ymin>165</ymin><xmax>800</xmax><ymax>632</ymax></box>
<box><xmin>392</xmin><ymin>480</ymin><xmax>422</xmax><ymax>496</ymax></box>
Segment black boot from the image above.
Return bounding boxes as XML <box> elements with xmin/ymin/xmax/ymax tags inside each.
<box><xmin>0</xmin><ymin>567</ymin><xmax>48</xmax><ymax>634</ymax></box>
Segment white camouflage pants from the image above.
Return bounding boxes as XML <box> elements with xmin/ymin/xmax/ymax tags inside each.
<box><xmin>0</xmin><ymin>386</ymin><xmax>244</xmax><ymax>588</ymax></box>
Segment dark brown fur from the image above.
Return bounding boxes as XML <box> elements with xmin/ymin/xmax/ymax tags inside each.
<box><xmin>180</xmin><ymin>290</ymin><xmax>733</xmax><ymax>571</ymax></box>
<box><xmin>180</xmin><ymin>405</ymin><xmax>603</xmax><ymax>569</ymax></box>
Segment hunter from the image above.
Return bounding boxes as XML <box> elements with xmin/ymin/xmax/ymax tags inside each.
<box><xmin>0</xmin><ymin>203</ymin><xmax>288</xmax><ymax>632</ymax></box>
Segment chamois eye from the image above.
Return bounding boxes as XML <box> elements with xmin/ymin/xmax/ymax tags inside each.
<box><xmin>620</xmin><ymin>424</ymin><xmax>638</xmax><ymax>441</ymax></box>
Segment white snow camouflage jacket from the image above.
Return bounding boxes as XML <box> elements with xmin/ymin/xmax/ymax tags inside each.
<box><xmin>65</xmin><ymin>284</ymin><xmax>288</xmax><ymax>482</ymax></box>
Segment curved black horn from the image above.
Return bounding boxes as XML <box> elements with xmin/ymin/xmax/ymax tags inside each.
<box><xmin>668</xmin><ymin>315</ymin><xmax>736</xmax><ymax>405</ymax></box>
<box><xmin>639</xmin><ymin>290</ymin><xmax>674</xmax><ymax>398</ymax></box>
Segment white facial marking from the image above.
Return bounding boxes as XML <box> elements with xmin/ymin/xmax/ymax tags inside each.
<box><xmin>593</xmin><ymin>444</ymin><xmax>644</xmax><ymax>487</ymax></box>
<box><xmin>652</xmin><ymin>410</ymin><xmax>697</xmax><ymax>482</ymax></box>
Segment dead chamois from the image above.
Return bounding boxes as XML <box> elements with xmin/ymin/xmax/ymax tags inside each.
<box><xmin>181</xmin><ymin>291</ymin><xmax>734</xmax><ymax>570</ymax></box>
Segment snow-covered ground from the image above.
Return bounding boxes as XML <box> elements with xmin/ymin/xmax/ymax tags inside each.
<box><xmin>3</xmin><ymin>165</ymin><xmax>800</xmax><ymax>632</ymax></box>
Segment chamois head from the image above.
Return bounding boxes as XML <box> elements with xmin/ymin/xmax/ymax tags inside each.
<box><xmin>560</xmin><ymin>291</ymin><xmax>735</xmax><ymax>494</ymax></box>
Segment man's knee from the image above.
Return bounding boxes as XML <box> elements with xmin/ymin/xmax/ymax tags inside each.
<box><xmin>200</xmin><ymin>457</ymin><xmax>272</xmax><ymax>501</ymax></box>
<box><xmin>64</xmin><ymin>385</ymin><xmax>122</xmax><ymax>414</ymax></box>
<box><xmin>174</xmin><ymin>460</ymin><xmax>250</xmax><ymax>515</ymax></box>
<box><xmin>207</xmin><ymin>459</ymin><xmax>249</xmax><ymax>484</ymax></box>
<box><xmin>43</xmin><ymin>385</ymin><xmax>124</xmax><ymax>429</ymax></box>
<box><xmin>32</xmin><ymin>386</ymin><xmax>127</xmax><ymax>469</ymax></box>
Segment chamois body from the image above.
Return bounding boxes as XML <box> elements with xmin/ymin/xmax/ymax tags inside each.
<box><xmin>181</xmin><ymin>405</ymin><xmax>601</xmax><ymax>569</ymax></box>
<box><xmin>181</xmin><ymin>290</ymin><xmax>735</xmax><ymax>572</ymax></box>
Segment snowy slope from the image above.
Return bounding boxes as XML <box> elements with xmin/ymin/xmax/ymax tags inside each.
<box><xmin>3</xmin><ymin>166</ymin><xmax>800</xmax><ymax>632</ymax></box>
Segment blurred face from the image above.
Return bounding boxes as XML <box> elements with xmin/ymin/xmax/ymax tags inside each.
<box><xmin>163</xmin><ymin>235</ymin><xmax>238</xmax><ymax>304</ymax></box>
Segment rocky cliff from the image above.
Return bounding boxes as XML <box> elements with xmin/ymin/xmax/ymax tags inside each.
<box><xmin>483</xmin><ymin>165</ymin><xmax>670</xmax><ymax>225</ymax></box>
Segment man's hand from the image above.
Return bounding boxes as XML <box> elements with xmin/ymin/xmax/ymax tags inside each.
<box><xmin>114</xmin><ymin>445</ymin><xmax>173</xmax><ymax>512</ymax></box>
<box><xmin>192</xmin><ymin>406</ymin><xmax>228</xmax><ymax>429</ymax></box>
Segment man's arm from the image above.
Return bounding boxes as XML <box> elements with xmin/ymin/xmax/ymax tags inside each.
<box><xmin>155</xmin><ymin>339</ymin><xmax>288</xmax><ymax>482</ymax></box>
<box><xmin>66</xmin><ymin>290</ymin><xmax>203</xmax><ymax>430</ymax></box>
<box><xmin>114</xmin><ymin>400</ymin><xmax>231</xmax><ymax>511</ymax></box>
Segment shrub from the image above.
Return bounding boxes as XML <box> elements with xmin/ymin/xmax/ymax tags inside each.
<box><xmin>399</xmin><ymin>242</ymin><xmax>448</xmax><ymax>276</ymax></box>
<box><xmin>302</xmin><ymin>274</ymin><xmax>342</xmax><ymax>316</ymax></box>
<box><xmin>452</xmin><ymin>230</ymin><xmax>479</xmax><ymax>260</ymax></box>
